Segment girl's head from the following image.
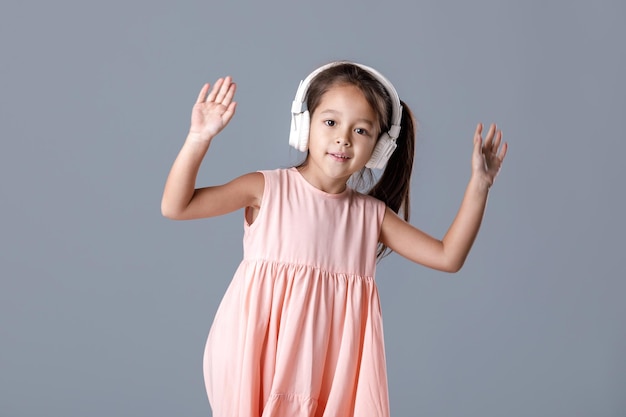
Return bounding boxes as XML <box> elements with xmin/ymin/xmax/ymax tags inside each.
<box><xmin>293</xmin><ymin>61</ymin><xmax>417</xmax><ymax>258</ymax></box>
<box><xmin>305</xmin><ymin>63</ymin><xmax>395</xmax><ymax>152</ymax></box>
<box><xmin>291</xmin><ymin>62</ymin><xmax>402</xmax><ymax>169</ymax></box>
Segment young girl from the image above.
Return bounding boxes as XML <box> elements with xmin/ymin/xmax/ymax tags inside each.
<box><xmin>161</xmin><ymin>61</ymin><xmax>507</xmax><ymax>417</ymax></box>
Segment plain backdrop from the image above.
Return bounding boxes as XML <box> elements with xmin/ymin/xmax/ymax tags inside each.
<box><xmin>1</xmin><ymin>0</ymin><xmax>625</xmax><ymax>416</ymax></box>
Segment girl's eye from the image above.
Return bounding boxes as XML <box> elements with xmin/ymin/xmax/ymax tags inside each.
<box><xmin>355</xmin><ymin>128</ymin><xmax>369</xmax><ymax>136</ymax></box>
<box><xmin>324</xmin><ymin>120</ymin><xmax>336</xmax><ymax>127</ymax></box>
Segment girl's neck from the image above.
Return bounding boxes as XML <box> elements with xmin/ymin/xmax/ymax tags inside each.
<box><xmin>295</xmin><ymin>165</ymin><xmax>349</xmax><ymax>194</ymax></box>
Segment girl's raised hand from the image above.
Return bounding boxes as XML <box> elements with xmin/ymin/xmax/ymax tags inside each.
<box><xmin>189</xmin><ymin>76</ymin><xmax>237</xmax><ymax>141</ymax></box>
<box><xmin>471</xmin><ymin>123</ymin><xmax>507</xmax><ymax>188</ymax></box>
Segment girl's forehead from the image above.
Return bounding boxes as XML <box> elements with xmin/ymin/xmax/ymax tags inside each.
<box><xmin>315</xmin><ymin>85</ymin><xmax>378</xmax><ymax>124</ymax></box>
<box><xmin>324</xmin><ymin>81</ymin><xmax>361</xmax><ymax>92</ymax></box>
<box><xmin>318</xmin><ymin>85</ymin><xmax>372</xmax><ymax>108</ymax></box>
<box><xmin>322</xmin><ymin>82</ymin><xmax>364</xmax><ymax>95</ymax></box>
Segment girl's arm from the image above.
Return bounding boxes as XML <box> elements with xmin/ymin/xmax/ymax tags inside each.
<box><xmin>161</xmin><ymin>77</ymin><xmax>264</xmax><ymax>220</ymax></box>
<box><xmin>379</xmin><ymin>123</ymin><xmax>507</xmax><ymax>273</ymax></box>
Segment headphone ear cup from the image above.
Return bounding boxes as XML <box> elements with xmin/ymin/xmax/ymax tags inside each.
<box><xmin>289</xmin><ymin>110</ymin><xmax>310</xmax><ymax>152</ymax></box>
<box><xmin>298</xmin><ymin>111</ymin><xmax>310</xmax><ymax>151</ymax></box>
<box><xmin>366</xmin><ymin>133</ymin><xmax>397</xmax><ymax>169</ymax></box>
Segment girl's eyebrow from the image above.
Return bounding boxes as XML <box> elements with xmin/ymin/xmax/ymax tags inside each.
<box><xmin>318</xmin><ymin>109</ymin><xmax>374</xmax><ymax>127</ymax></box>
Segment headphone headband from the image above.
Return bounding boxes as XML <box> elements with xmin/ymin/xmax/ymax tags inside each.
<box><xmin>289</xmin><ymin>61</ymin><xmax>403</xmax><ymax>169</ymax></box>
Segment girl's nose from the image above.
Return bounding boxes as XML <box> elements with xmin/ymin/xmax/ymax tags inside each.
<box><xmin>335</xmin><ymin>135</ymin><xmax>351</xmax><ymax>147</ymax></box>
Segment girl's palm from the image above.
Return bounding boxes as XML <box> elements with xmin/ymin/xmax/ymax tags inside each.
<box><xmin>190</xmin><ymin>76</ymin><xmax>237</xmax><ymax>140</ymax></box>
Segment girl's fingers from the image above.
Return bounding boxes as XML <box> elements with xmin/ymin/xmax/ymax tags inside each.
<box><xmin>473</xmin><ymin>132</ymin><xmax>483</xmax><ymax>156</ymax></box>
<box><xmin>222</xmin><ymin>102</ymin><xmax>238</xmax><ymax>124</ymax></box>
<box><xmin>214</xmin><ymin>76</ymin><xmax>232</xmax><ymax>103</ymax></box>
<box><xmin>483</xmin><ymin>123</ymin><xmax>496</xmax><ymax>151</ymax></box>
<box><xmin>492</xmin><ymin>129</ymin><xmax>502</xmax><ymax>153</ymax></box>
<box><xmin>472</xmin><ymin>124</ymin><xmax>483</xmax><ymax>160</ymax></box>
<box><xmin>475</xmin><ymin>123</ymin><xmax>483</xmax><ymax>139</ymax></box>
<box><xmin>221</xmin><ymin>82</ymin><xmax>236</xmax><ymax>107</ymax></box>
<box><xmin>196</xmin><ymin>83</ymin><xmax>210</xmax><ymax>104</ymax></box>
<box><xmin>498</xmin><ymin>141</ymin><xmax>508</xmax><ymax>162</ymax></box>
<box><xmin>493</xmin><ymin>130</ymin><xmax>507</xmax><ymax>161</ymax></box>
<box><xmin>206</xmin><ymin>77</ymin><xmax>224</xmax><ymax>102</ymax></box>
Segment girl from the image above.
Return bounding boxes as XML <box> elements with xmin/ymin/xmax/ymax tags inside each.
<box><xmin>161</xmin><ymin>61</ymin><xmax>507</xmax><ymax>417</ymax></box>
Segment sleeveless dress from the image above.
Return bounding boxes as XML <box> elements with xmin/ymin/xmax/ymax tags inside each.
<box><xmin>203</xmin><ymin>167</ymin><xmax>390</xmax><ymax>417</ymax></box>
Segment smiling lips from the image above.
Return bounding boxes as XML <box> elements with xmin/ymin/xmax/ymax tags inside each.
<box><xmin>328</xmin><ymin>152</ymin><xmax>351</xmax><ymax>162</ymax></box>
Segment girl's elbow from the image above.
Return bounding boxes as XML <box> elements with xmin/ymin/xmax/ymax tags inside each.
<box><xmin>161</xmin><ymin>208</ymin><xmax>175</xmax><ymax>220</ymax></box>
<box><xmin>438</xmin><ymin>265</ymin><xmax>461</xmax><ymax>274</ymax></box>
<box><xmin>438</xmin><ymin>246</ymin><xmax>468</xmax><ymax>273</ymax></box>
<box><xmin>441</xmin><ymin>258</ymin><xmax>465</xmax><ymax>273</ymax></box>
<box><xmin>161</xmin><ymin>203</ymin><xmax>183</xmax><ymax>220</ymax></box>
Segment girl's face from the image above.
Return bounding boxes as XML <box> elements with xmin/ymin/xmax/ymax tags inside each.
<box><xmin>302</xmin><ymin>83</ymin><xmax>380</xmax><ymax>192</ymax></box>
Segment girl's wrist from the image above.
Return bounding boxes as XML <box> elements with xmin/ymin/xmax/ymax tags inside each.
<box><xmin>468</xmin><ymin>174</ymin><xmax>491</xmax><ymax>195</ymax></box>
<box><xmin>186</xmin><ymin>130</ymin><xmax>214</xmax><ymax>144</ymax></box>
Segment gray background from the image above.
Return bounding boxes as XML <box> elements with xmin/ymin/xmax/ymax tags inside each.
<box><xmin>1</xmin><ymin>0</ymin><xmax>624</xmax><ymax>416</ymax></box>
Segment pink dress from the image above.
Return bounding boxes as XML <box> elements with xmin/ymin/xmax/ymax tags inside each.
<box><xmin>204</xmin><ymin>167</ymin><xmax>390</xmax><ymax>417</ymax></box>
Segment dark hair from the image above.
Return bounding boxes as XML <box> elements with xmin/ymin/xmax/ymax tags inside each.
<box><xmin>302</xmin><ymin>62</ymin><xmax>417</xmax><ymax>259</ymax></box>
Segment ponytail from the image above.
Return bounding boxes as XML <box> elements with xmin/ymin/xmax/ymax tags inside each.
<box><xmin>369</xmin><ymin>100</ymin><xmax>416</xmax><ymax>259</ymax></box>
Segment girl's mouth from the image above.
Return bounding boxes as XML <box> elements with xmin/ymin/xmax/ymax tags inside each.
<box><xmin>328</xmin><ymin>153</ymin><xmax>351</xmax><ymax>161</ymax></box>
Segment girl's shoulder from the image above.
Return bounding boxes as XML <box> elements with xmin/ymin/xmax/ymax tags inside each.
<box><xmin>256</xmin><ymin>167</ymin><xmax>291</xmax><ymax>178</ymax></box>
<box><xmin>351</xmin><ymin>189</ymin><xmax>387</xmax><ymax>212</ymax></box>
<box><xmin>253</xmin><ymin>167</ymin><xmax>288</xmax><ymax>189</ymax></box>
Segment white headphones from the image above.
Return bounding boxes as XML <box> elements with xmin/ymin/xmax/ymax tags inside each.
<box><xmin>289</xmin><ymin>61</ymin><xmax>403</xmax><ymax>169</ymax></box>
